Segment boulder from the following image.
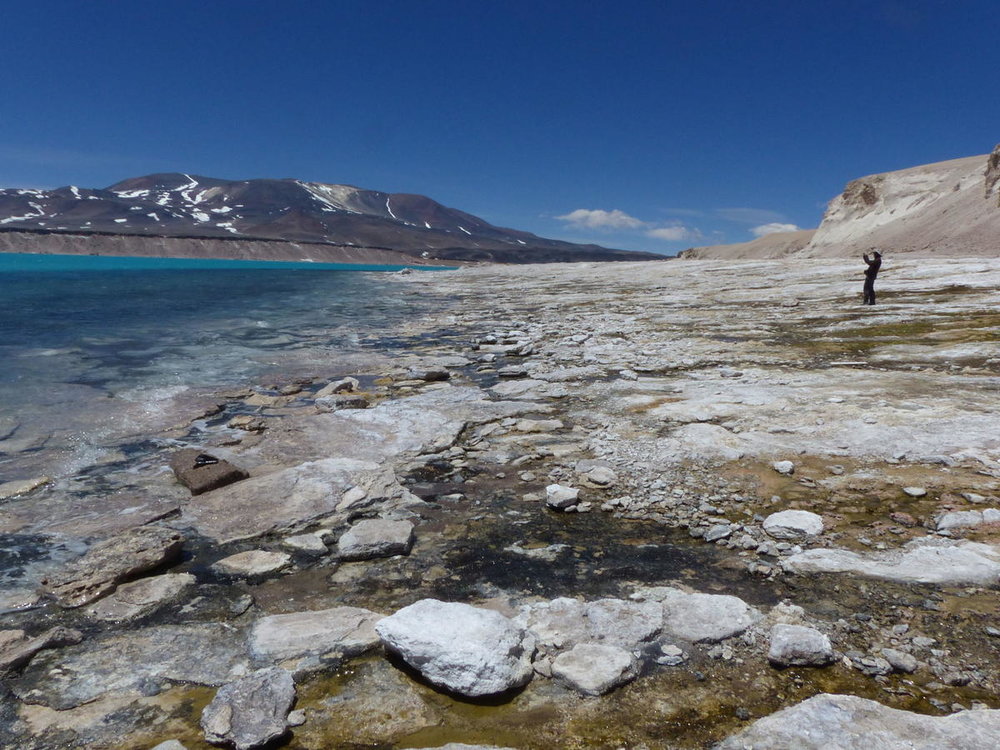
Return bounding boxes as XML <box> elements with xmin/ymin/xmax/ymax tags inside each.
<box><xmin>169</xmin><ymin>449</ymin><xmax>248</xmax><ymax>495</ymax></box>
<box><xmin>717</xmin><ymin>693</ymin><xmax>1000</xmax><ymax>749</ymax></box>
<box><xmin>772</xmin><ymin>460</ymin><xmax>795</xmax><ymax>475</ymax></box>
<box><xmin>85</xmin><ymin>572</ymin><xmax>195</xmax><ymax>622</ymax></box>
<box><xmin>518</xmin><ymin>597</ymin><xmax>661</xmax><ymax>650</ymax></box>
<box><xmin>768</xmin><ymin>624</ymin><xmax>835</xmax><ymax>667</ymax></box>
<box><xmin>763</xmin><ymin>510</ymin><xmax>824</xmax><ymax>539</ymax></box>
<box><xmin>201</xmin><ymin>667</ymin><xmax>295</xmax><ymax>750</ymax></box>
<box><xmin>550</xmin><ymin>643</ymin><xmax>637</xmax><ymax>696</ymax></box>
<box><xmin>783</xmin><ymin>538</ymin><xmax>1000</xmax><ymax>584</ymax></box>
<box><xmin>638</xmin><ymin>586</ymin><xmax>758</xmax><ymax>643</ymax></box>
<box><xmin>375</xmin><ymin>599</ymin><xmax>535</xmax><ymax>697</ymax></box>
<box><xmin>337</xmin><ymin>519</ymin><xmax>415</xmax><ymax>560</ymax></box>
<box><xmin>545</xmin><ymin>484</ymin><xmax>580</xmax><ymax>510</ymax></box>
<box><xmin>40</xmin><ymin>525</ymin><xmax>184</xmax><ymax>608</ymax></box>
<box><xmin>248</xmin><ymin>606</ymin><xmax>383</xmax><ymax>667</ymax></box>
<box><xmin>213</xmin><ymin>550</ymin><xmax>291</xmax><ymax>577</ymax></box>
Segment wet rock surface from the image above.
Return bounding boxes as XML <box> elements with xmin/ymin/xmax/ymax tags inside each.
<box><xmin>4</xmin><ymin>258</ymin><xmax>1000</xmax><ymax>748</ymax></box>
<box><xmin>39</xmin><ymin>525</ymin><xmax>184</xmax><ymax>608</ymax></box>
<box><xmin>200</xmin><ymin>667</ymin><xmax>295</xmax><ymax>750</ymax></box>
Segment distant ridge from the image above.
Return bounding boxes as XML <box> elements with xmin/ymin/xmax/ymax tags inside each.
<box><xmin>681</xmin><ymin>145</ymin><xmax>1000</xmax><ymax>260</ymax></box>
<box><xmin>0</xmin><ymin>173</ymin><xmax>660</xmax><ymax>264</ymax></box>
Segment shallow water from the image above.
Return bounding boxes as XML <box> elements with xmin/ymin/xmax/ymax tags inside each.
<box><xmin>0</xmin><ymin>255</ymin><xmax>446</xmax><ymax>479</ymax></box>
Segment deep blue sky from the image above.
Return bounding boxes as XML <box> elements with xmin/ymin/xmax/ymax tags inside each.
<box><xmin>1</xmin><ymin>1</ymin><xmax>997</xmax><ymax>255</ymax></box>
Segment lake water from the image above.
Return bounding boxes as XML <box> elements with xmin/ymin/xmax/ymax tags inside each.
<box><xmin>0</xmin><ymin>253</ymin><xmax>452</xmax><ymax>480</ymax></box>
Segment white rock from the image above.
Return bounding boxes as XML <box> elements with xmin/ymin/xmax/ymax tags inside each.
<box><xmin>337</xmin><ymin>519</ymin><xmax>414</xmax><ymax>560</ymax></box>
<box><xmin>151</xmin><ymin>742</ymin><xmax>188</xmax><ymax>750</ymax></box>
<box><xmin>717</xmin><ymin>693</ymin><xmax>1000</xmax><ymax>749</ymax></box>
<box><xmin>767</xmin><ymin>624</ymin><xmax>834</xmax><ymax>667</ymax></box>
<box><xmin>375</xmin><ymin>599</ymin><xmax>535</xmax><ymax>697</ymax></box>
<box><xmin>783</xmin><ymin>538</ymin><xmax>1000</xmax><ymax>584</ymax></box>
<box><xmin>518</xmin><ymin>597</ymin><xmax>661</xmax><ymax>650</ymax></box>
<box><xmin>248</xmin><ymin>606</ymin><xmax>384</xmax><ymax>666</ymax></box>
<box><xmin>763</xmin><ymin>510</ymin><xmax>824</xmax><ymax>539</ymax></box>
<box><xmin>903</xmin><ymin>486</ymin><xmax>927</xmax><ymax>497</ymax></box>
<box><xmin>545</xmin><ymin>484</ymin><xmax>580</xmax><ymax>510</ymax></box>
<box><xmin>772</xmin><ymin>460</ymin><xmax>795</xmax><ymax>475</ymax></box>
<box><xmin>550</xmin><ymin>643</ymin><xmax>637</xmax><ymax>696</ymax></box>
<box><xmin>213</xmin><ymin>550</ymin><xmax>291</xmax><ymax>577</ymax></box>
<box><xmin>937</xmin><ymin>510</ymin><xmax>985</xmax><ymax>531</ymax></box>
<box><xmin>639</xmin><ymin>587</ymin><xmax>758</xmax><ymax>643</ymax></box>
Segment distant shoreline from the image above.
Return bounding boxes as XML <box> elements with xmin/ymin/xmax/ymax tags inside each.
<box><xmin>0</xmin><ymin>229</ymin><xmax>459</xmax><ymax>268</ymax></box>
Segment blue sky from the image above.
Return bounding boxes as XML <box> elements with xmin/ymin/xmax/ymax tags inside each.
<box><xmin>1</xmin><ymin>1</ymin><xmax>997</xmax><ymax>255</ymax></box>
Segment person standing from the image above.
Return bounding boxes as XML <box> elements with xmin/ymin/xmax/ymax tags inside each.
<box><xmin>862</xmin><ymin>250</ymin><xmax>882</xmax><ymax>305</ymax></box>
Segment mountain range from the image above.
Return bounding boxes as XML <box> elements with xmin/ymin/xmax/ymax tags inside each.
<box><xmin>0</xmin><ymin>173</ymin><xmax>658</xmax><ymax>265</ymax></box>
<box><xmin>682</xmin><ymin>144</ymin><xmax>1000</xmax><ymax>259</ymax></box>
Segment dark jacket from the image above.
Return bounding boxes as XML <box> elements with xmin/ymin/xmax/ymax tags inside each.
<box><xmin>863</xmin><ymin>254</ymin><xmax>881</xmax><ymax>279</ymax></box>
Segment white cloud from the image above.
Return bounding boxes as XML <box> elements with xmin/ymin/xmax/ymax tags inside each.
<box><xmin>751</xmin><ymin>222</ymin><xmax>801</xmax><ymax>237</ymax></box>
<box><xmin>556</xmin><ymin>208</ymin><xmax>646</xmax><ymax>230</ymax></box>
<box><xmin>646</xmin><ymin>223</ymin><xmax>702</xmax><ymax>242</ymax></box>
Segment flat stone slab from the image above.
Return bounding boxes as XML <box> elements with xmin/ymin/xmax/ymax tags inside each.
<box><xmin>246</xmin><ymin>386</ymin><xmax>533</xmax><ymax>466</ymax></box>
<box><xmin>248</xmin><ymin>606</ymin><xmax>383</xmax><ymax>667</ymax></box>
<box><xmin>201</xmin><ymin>667</ymin><xmax>295</xmax><ymax>750</ymax></box>
<box><xmin>550</xmin><ymin>642</ymin><xmax>638</xmax><ymax>696</ymax></box>
<box><xmin>85</xmin><ymin>572</ymin><xmax>195</xmax><ymax>622</ymax></box>
<box><xmin>39</xmin><ymin>525</ymin><xmax>184</xmax><ymax>608</ymax></box>
<box><xmin>182</xmin><ymin>458</ymin><xmax>378</xmax><ymax>544</ymax></box>
<box><xmin>9</xmin><ymin>623</ymin><xmax>250</xmax><ymax>709</ymax></box>
<box><xmin>783</xmin><ymin>538</ymin><xmax>1000</xmax><ymax>584</ymax></box>
<box><xmin>169</xmin><ymin>449</ymin><xmax>248</xmax><ymax>495</ymax></box>
<box><xmin>337</xmin><ymin>519</ymin><xmax>415</xmax><ymax>560</ymax></box>
<box><xmin>636</xmin><ymin>586</ymin><xmax>758</xmax><ymax>643</ymax></box>
<box><xmin>518</xmin><ymin>597</ymin><xmax>661</xmax><ymax>650</ymax></box>
<box><xmin>213</xmin><ymin>550</ymin><xmax>291</xmax><ymax>577</ymax></box>
<box><xmin>376</xmin><ymin>599</ymin><xmax>535</xmax><ymax>697</ymax></box>
<box><xmin>717</xmin><ymin>693</ymin><xmax>1000</xmax><ymax>749</ymax></box>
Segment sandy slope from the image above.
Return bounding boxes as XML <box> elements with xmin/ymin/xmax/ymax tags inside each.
<box><xmin>683</xmin><ymin>145</ymin><xmax>1000</xmax><ymax>260</ymax></box>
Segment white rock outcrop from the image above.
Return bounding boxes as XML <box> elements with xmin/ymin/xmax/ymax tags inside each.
<box><xmin>783</xmin><ymin>538</ymin><xmax>1000</xmax><ymax>585</ymax></box>
<box><xmin>717</xmin><ymin>692</ymin><xmax>1000</xmax><ymax>749</ymax></box>
<box><xmin>375</xmin><ymin>599</ymin><xmax>535</xmax><ymax>697</ymax></box>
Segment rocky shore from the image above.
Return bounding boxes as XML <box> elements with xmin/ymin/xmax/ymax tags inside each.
<box><xmin>3</xmin><ymin>257</ymin><xmax>1000</xmax><ymax>748</ymax></box>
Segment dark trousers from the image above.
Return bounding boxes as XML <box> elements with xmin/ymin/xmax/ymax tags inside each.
<box><xmin>863</xmin><ymin>277</ymin><xmax>876</xmax><ymax>305</ymax></box>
